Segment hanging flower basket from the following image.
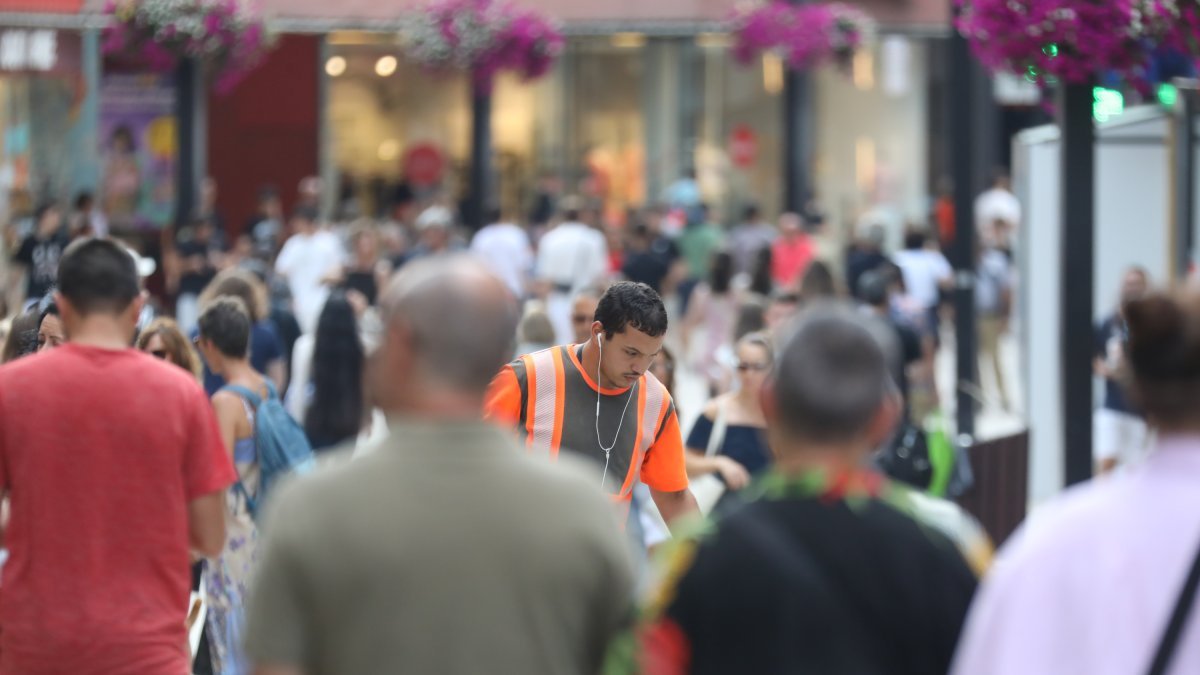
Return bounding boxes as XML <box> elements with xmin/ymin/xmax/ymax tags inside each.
<box><xmin>399</xmin><ymin>0</ymin><xmax>564</xmax><ymax>90</ymax></box>
<box><xmin>955</xmin><ymin>0</ymin><xmax>1170</xmax><ymax>86</ymax></box>
<box><xmin>102</xmin><ymin>0</ymin><xmax>277</xmax><ymax>93</ymax></box>
<box><xmin>730</xmin><ymin>1</ymin><xmax>875</xmax><ymax>71</ymax></box>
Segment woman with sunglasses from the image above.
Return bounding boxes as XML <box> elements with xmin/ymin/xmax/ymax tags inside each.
<box><xmin>137</xmin><ymin>317</ymin><xmax>203</xmax><ymax>382</ymax></box>
<box><xmin>684</xmin><ymin>332</ymin><xmax>774</xmax><ymax>515</ymax></box>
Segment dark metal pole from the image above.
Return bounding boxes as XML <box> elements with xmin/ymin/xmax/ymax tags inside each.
<box><xmin>1060</xmin><ymin>80</ymin><xmax>1095</xmax><ymax>486</ymax></box>
<box><xmin>1174</xmin><ymin>79</ymin><xmax>1197</xmax><ymax>280</ymax></box>
<box><xmin>466</xmin><ymin>80</ymin><xmax>492</xmax><ymax>231</ymax></box>
<box><xmin>175</xmin><ymin>57</ymin><xmax>205</xmax><ymax>227</ymax></box>
<box><xmin>948</xmin><ymin>27</ymin><xmax>978</xmax><ymax>438</ymax></box>
<box><xmin>782</xmin><ymin>0</ymin><xmax>812</xmax><ymax>213</ymax></box>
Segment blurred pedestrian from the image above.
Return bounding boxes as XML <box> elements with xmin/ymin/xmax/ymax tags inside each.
<box><xmin>729</xmin><ymin>204</ymin><xmax>775</xmax><ymax>277</ymax></box>
<box><xmin>859</xmin><ymin>269</ymin><xmax>923</xmax><ymax>422</ymax></box>
<box><xmin>748</xmin><ymin>246</ymin><xmax>774</xmax><ymax>297</ymax></box>
<box><xmin>536</xmin><ymin>197</ymin><xmax>609</xmax><ymax>344</ymax></box>
<box><xmin>274</xmin><ymin>206</ymin><xmax>344</xmax><ymax>335</ymax></box>
<box><xmin>287</xmin><ymin>292</ymin><xmax>367</xmax><ymax>452</ymax></box>
<box><xmin>685</xmin><ymin>332</ymin><xmax>773</xmax><ymax>516</ymax></box>
<box><xmin>338</xmin><ymin>222</ymin><xmax>388</xmax><ymax>306</ymax></box>
<box><xmin>570</xmin><ymin>286</ymin><xmax>604</xmax><ymax>345</ymax></box>
<box><xmin>676</xmin><ymin>203</ymin><xmax>724</xmax><ymax>315</ymax></box>
<box><xmin>684</xmin><ymin>251</ymin><xmax>738</xmax><ymax>396</ymax></box>
<box><xmin>485</xmin><ymin>281</ymin><xmax>698</xmax><ymax>527</ymax></box>
<box><xmin>0</xmin><ymin>238</ymin><xmax>232</xmax><ymax>673</ymax></box>
<box><xmin>976</xmin><ymin>242</ymin><xmax>1014</xmax><ymax>410</ymax></box>
<box><xmin>622</xmin><ymin>223</ymin><xmax>672</xmax><ymax>294</ymax></box>
<box><xmin>137</xmin><ymin>317</ymin><xmax>203</xmax><ymax>381</ymax></box>
<box><xmin>893</xmin><ymin>227</ymin><xmax>953</xmax><ymax>342</ymax></box>
<box><xmin>1093</xmin><ymin>267</ymin><xmax>1151</xmax><ymax>474</ymax></box>
<box><xmin>246</xmin><ymin>186</ymin><xmax>284</xmax><ymax>259</ymax></box>
<box><xmin>35</xmin><ymin>294</ymin><xmax>64</xmax><ymax>353</ymax></box>
<box><xmin>195</xmin><ymin>297</ymin><xmax>267</xmax><ymax>673</ymax></box>
<box><xmin>68</xmin><ymin>191</ymin><xmax>108</xmax><ymax>239</ymax></box>
<box><xmin>846</xmin><ymin>222</ymin><xmax>890</xmax><ymax>302</ymax></box>
<box><xmin>771</xmin><ymin>212</ymin><xmax>815</xmax><ymax>290</ymax></box>
<box><xmin>175</xmin><ymin>215</ymin><xmax>223</xmax><ymax>333</ymax></box>
<box><xmin>472</xmin><ymin>207</ymin><xmax>533</xmax><ymax>300</ymax></box>
<box><xmin>952</xmin><ymin>287</ymin><xmax>1200</xmax><ymax>675</ymax></box>
<box><xmin>799</xmin><ymin>260</ymin><xmax>839</xmax><ymax>304</ymax></box>
<box><xmin>0</xmin><ymin>308</ymin><xmax>38</xmax><ymax>363</ymax></box>
<box><xmin>245</xmin><ymin>256</ymin><xmax>634</xmax><ymax>675</ymax></box>
<box><xmin>405</xmin><ymin>205</ymin><xmax>464</xmax><ymax>264</ymax></box>
<box><xmin>515</xmin><ymin>306</ymin><xmax>556</xmax><ymax>358</ymax></box>
<box><xmin>765</xmin><ymin>289</ymin><xmax>800</xmax><ymax>334</ymax></box>
<box><xmin>197</xmin><ymin>269</ymin><xmax>286</xmax><ymax>396</ymax></box>
<box><xmin>10</xmin><ymin>203</ymin><xmax>68</xmax><ymax>309</ymax></box>
<box><xmin>612</xmin><ymin>306</ymin><xmax>977</xmax><ymax>675</ymax></box>
<box><xmin>974</xmin><ymin>168</ymin><xmax>1020</xmax><ymax>248</ymax></box>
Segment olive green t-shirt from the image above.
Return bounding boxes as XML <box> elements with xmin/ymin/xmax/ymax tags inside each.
<box><xmin>244</xmin><ymin>420</ymin><xmax>634</xmax><ymax>675</ymax></box>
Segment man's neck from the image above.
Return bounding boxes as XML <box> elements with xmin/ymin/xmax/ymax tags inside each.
<box><xmin>386</xmin><ymin>387</ymin><xmax>486</xmax><ymax>421</ymax></box>
<box><xmin>772</xmin><ymin>440</ymin><xmax>873</xmax><ymax>476</ymax></box>
<box><xmin>68</xmin><ymin>318</ymin><xmax>132</xmax><ymax>351</ymax></box>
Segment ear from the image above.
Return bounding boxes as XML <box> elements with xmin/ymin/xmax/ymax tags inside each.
<box><xmin>865</xmin><ymin>390</ymin><xmax>902</xmax><ymax>448</ymax></box>
<box><xmin>591</xmin><ymin>320</ymin><xmax>604</xmax><ymax>341</ymax></box>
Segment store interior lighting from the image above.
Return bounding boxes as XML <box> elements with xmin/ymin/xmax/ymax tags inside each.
<box><xmin>378</xmin><ymin>139</ymin><xmax>400</xmax><ymax>161</ymax></box>
<box><xmin>376</xmin><ymin>55</ymin><xmax>398</xmax><ymax>77</ymax></box>
<box><xmin>762</xmin><ymin>53</ymin><xmax>783</xmax><ymax>95</ymax></box>
<box><xmin>611</xmin><ymin>33</ymin><xmax>646</xmax><ymax>49</ymax></box>
<box><xmin>325</xmin><ymin>56</ymin><xmax>347</xmax><ymax>77</ymax></box>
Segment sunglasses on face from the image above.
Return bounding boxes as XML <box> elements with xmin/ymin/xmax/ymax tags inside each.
<box><xmin>150</xmin><ymin>349</ymin><xmax>169</xmax><ymax>360</ymax></box>
<box><xmin>736</xmin><ymin>362</ymin><xmax>770</xmax><ymax>373</ymax></box>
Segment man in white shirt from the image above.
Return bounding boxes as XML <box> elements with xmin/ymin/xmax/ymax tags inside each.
<box><xmin>892</xmin><ymin>228</ymin><xmax>953</xmax><ymax>339</ymax></box>
<box><xmin>274</xmin><ymin>206</ymin><xmax>344</xmax><ymax>334</ymax></box>
<box><xmin>974</xmin><ymin>169</ymin><xmax>1021</xmax><ymax>247</ymax></box>
<box><xmin>536</xmin><ymin>198</ymin><xmax>609</xmax><ymax>344</ymax></box>
<box><xmin>470</xmin><ymin>208</ymin><xmax>533</xmax><ymax>299</ymax></box>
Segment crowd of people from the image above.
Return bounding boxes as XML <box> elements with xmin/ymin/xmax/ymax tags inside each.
<box><xmin>0</xmin><ymin>169</ymin><xmax>1195</xmax><ymax>675</ymax></box>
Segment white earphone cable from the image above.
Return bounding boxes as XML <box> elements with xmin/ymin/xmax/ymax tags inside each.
<box><xmin>595</xmin><ymin>334</ymin><xmax>635</xmax><ymax>492</ymax></box>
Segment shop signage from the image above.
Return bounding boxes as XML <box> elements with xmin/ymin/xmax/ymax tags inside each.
<box><xmin>0</xmin><ymin>30</ymin><xmax>59</xmax><ymax>72</ymax></box>
<box><xmin>730</xmin><ymin>124</ymin><xmax>758</xmax><ymax>168</ymax></box>
<box><xmin>404</xmin><ymin>143</ymin><xmax>445</xmax><ymax>187</ymax></box>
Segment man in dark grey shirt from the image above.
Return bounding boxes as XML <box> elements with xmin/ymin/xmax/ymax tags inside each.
<box><xmin>245</xmin><ymin>256</ymin><xmax>634</xmax><ymax>675</ymax></box>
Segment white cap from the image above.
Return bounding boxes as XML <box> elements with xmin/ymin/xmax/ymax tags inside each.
<box><xmin>416</xmin><ymin>205</ymin><xmax>454</xmax><ymax>231</ymax></box>
<box><xmin>123</xmin><ymin>245</ymin><xmax>156</xmax><ymax>278</ymax></box>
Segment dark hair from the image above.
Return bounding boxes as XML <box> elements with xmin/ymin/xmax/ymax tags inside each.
<box><xmin>305</xmin><ymin>293</ymin><xmax>365</xmax><ymax>448</ymax></box>
<box><xmin>743</xmin><ymin>204</ymin><xmax>760</xmax><ymax>222</ymax></box>
<box><xmin>800</xmin><ymin>261</ymin><xmax>837</xmax><ymax>302</ymax></box>
<box><xmin>34</xmin><ymin>202</ymin><xmax>58</xmax><ymax>224</ymax></box>
<box><xmin>1123</xmin><ymin>291</ymin><xmax>1200</xmax><ymax>427</ymax></box>
<box><xmin>110</xmin><ymin>125</ymin><xmax>135</xmax><ymax>151</ymax></box>
<box><xmin>710</xmin><ymin>251</ymin><xmax>734</xmax><ymax>295</ymax></box>
<box><xmin>773</xmin><ymin>305</ymin><xmax>891</xmax><ymax>442</ymax></box>
<box><xmin>486</xmin><ymin>206</ymin><xmax>503</xmax><ymax>224</ymax></box>
<box><xmin>198</xmin><ymin>296</ymin><xmax>251</xmax><ymax>358</ymax></box>
<box><xmin>904</xmin><ymin>228</ymin><xmax>929</xmax><ymax>250</ymax></box>
<box><xmin>257</xmin><ymin>185</ymin><xmax>279</xmax><ymax>203</ymax></box>
<box><xmin>73</xmin><ymin>191</ymin><xmax>94</xmax><ymax>210</ymax></box>
<box><xmin>858</xmin><ymin>269</ymin><xmax>890</xmax><ymax>307</ymax></box>
<box><xmin>750</xmin><ymin>247</ymin><xmax>773</xmax><ymax>297</ymax></box>
<box><xmin>1</xmin><ymin>310</ymin><xmax>40</xmax><ymax>363</ymax></box>
<box><xmin>734</xmin><ymin>296</ymin><xmax>768</xmax><ymax>342</ymax></box>
<box><xmin>38</xmin><ymin>293</ymin><xmax>59</xmax><ymax>325</ymax></box>
<box><xmin>595</xmin><ymin>281</ymin><xmax>668</xmax><ymax>339</ymax></box>
<box><xmin>57</xmin><ymin>238</ymin><xmax>140</xmax><ymax>316</ymax></box>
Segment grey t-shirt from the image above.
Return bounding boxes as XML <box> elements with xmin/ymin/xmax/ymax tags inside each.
<box><xmin>244</xmin><ymin>420</ymin><xmax>634</xmax><ymax>675</ymax></box>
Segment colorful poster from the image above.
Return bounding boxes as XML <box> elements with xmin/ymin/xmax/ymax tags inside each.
<box><xmin>98</xmin><ymin>73</ymin><xmax>176</xmax><ymax>230</ymax></box>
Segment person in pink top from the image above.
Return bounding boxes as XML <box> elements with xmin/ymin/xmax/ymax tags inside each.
<box><xmin>0</xmin><ymin>238</ymin><xmax>234</xmax><ymax>674</ymax></box>
<box><xmin>770</xmin><ymin>212</ymin><xmax>814</xmax><ymax>290</ymax></box>
<box><xmin>951</xmin><ymin>288</ymin><xmax>1200</xmax><ymax>675</ymax></box>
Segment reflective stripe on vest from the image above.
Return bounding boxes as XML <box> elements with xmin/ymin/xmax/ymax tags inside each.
<box><xmin>616</xmin><ymin>371</ymin><xmax>667</xmax><ymax>499</ymax></box>
<box><xmin>525</xmin><ymin>347</ymin><xmax>565</xmax><ymax>457</ymax></box>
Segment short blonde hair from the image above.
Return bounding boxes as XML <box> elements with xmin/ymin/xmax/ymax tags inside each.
<box><xmin>199</xmin><ymin>268</ymin><xmax>267</xmax><ymax>322</ymax></box>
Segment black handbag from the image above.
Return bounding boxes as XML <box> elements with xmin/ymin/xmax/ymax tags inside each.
<box><xmin>874</xmin><ymin>424</ymin><xmax>933</xmax><ymax>491</ymax></box>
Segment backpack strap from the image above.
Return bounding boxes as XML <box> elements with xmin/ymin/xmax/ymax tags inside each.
<box><xmin>1147</xmin><ymin>534</ymin><xmax>1200</xmax><ymax>675</ymax></box>
<box><xmin>221</xmin><ymin>384</ymin><xmax>263</xmax><ymax>410</ymax></box>
<box><xmin>263</xmin><ymin>379</ymin><xmax>279</xmax><ymax>401</ymax></box>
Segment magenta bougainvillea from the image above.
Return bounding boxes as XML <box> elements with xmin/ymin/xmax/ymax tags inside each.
<box><xmin>955</xmin><ymin>0</ymin><xmax>1200</xmax><ymax>86</ymax></box>
<box><xmin>730</xmin><ymin>1</ymin><xmax>874</xmax><ymax>71</ymax></box>
<box><xmin>101</xmin><ymin>0</ymin><xmax>275</xmax><ymax>93</ymax></box>
<box><xmin>399</xmin><ymin>0</ymin><xmax>564</xmax><ymax>90</ymax></box>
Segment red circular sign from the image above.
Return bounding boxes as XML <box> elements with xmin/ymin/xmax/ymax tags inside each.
<box><xmin>730</xmin><ymin>124</ymin><xmax>757</xmax><ymax>168</ymax></box>
<box><xmin>404</xmin><ymin>143</ymin><xmax>445</xmax><ymax>187</ymax></box>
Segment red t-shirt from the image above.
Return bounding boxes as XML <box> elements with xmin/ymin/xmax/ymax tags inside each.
<box><xmin>772</xmin><ymin>234</ymin><xmax>815</xmax><ymax>289</ymax></box>
<box><xmin>0</xmin><ymin>344</ymin><xmax>235</xmax><ymax>674</ymax></box>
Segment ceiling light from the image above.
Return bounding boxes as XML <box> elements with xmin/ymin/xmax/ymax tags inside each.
<box><xmin>325</xmin><ymin>56</ymin><xmax>346</xmax><ymax>77</ymax></box>
<box><xmin>375</xmin><ymin>55</ymin><xmax>398</xmax><ymax>77</ymax></box>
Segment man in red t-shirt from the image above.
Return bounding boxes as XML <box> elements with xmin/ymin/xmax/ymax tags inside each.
<box><xmin>0</xmin><ymin>238</ymin><xmax>234</xmax><ymax>674</ymax></box>
<box><xmin>771</xmin><ymin>212</ymin><xmax>815</xmax><ymax>290</ymax></box>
